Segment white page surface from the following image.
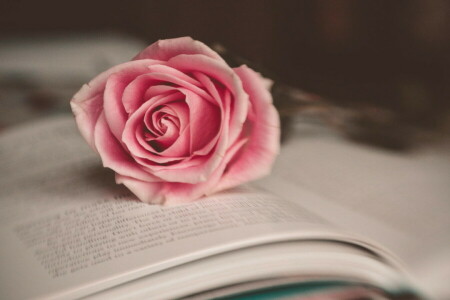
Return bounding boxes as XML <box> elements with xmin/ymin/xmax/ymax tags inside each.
<box><xmin>254</xmin><ymin>120</ymin><xmax>450</xmax><ymax>298</ymax></box>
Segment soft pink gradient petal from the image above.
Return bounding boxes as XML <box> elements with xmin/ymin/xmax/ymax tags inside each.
<box><xmin>149</xmin><ymin>131</ymin><xmax>224</xmax><ymax>184</ymax></box>
<box><xmin>115</xmin><ymin>174</ymin><xmax>164</xmax><ymax>205</ymax></box>
<box><xmin>122</xmin><ymin>72</ymin><xmax>214</xmax><ymax>114</ymax></box>
<box><xmin>187</xmin><ymin>73</ymin><xmax>228</xmax><ymax>156</ymax></box>
<box><xmin>180</xmin><ymin>88</ymin><xmax>221</xmax><ymax>153</ymax></box>
<box><xmin>122</xmin><ymin>78</ymin><xmax>171</xmax><ymax>115</ymax></box>
<box><xmin>70</xmin><ymin>59</ymin><xmax>160</xmax><ymax>148</ymax></box>
<box><xmin>119</xmin><ymin>137</ymin><xmax>246</xmax><ymax>205</ymax></box>
<box><xmin>191</xmin><ymin>71</ymin><xmax>224</xmax><ymax>106</ymax></box>
<box><xmin>122</xmin><ymin>98</ymin><xmax>166</xmax><ymax>158</ymax></box>
<box><xmin>94</xmin><ymin>112</ymin><xmax>159</xmax><ymax>182</ymax></box>
<box><xmin>143</xmin><ymin>85</ymin><xmax>177</xmax><ymax>100</ymax></box>
<box><xmin>133</xmin><ymin>37</ymin><xmax>226</xmax><ymax>64</ymax></box>
<box><xmin>135</xmin><ymin>139</ymin><xmax>222</xmax><ymax>174</ymax></box>
<box><xmin>162</xmin><ymin>137</ymin><xmax>247</xmax><ymax>205</ymax></box>
<box><xmin>216</xmin><ymin>65</ymin><xmax>280</xmax><ymax>191</ymax></box>
<box><xmin>147</xmin><ymin>64</ymin><xmax>202</xmax><ymax>87</ymax></box>
<box><xmin>135</xmin><ymin>126</ymin><xmax>184</xmax><ymax>165</ymax></box>
<box><xmin>103</xmin><ymin>73</ymin><xmax>134</xmax><ymax>141</ymax></box>
<box><xmin>121</xmin><ymin>63</ymin><xmax>204</xmax><ymax>114</ymax></box>
<box><xmin>168</xmin><ymin>54</ymin><xmax>249</xmax><ymax>146</ymax></box>
<box><xmin>69</xmin><ymin>93</ymin><xmax>103</xmax><ymax>150</ymax></box>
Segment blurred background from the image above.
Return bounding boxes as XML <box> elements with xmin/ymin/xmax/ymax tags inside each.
<box><xmin>1</xmin><ymin>0</ymin><xmax>449</xmax><ymax>147</ymax></box>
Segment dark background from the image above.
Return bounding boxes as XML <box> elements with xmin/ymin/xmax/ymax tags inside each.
<box><xmin>1</xmin><ymin>0</ymin><xmax>450</xmax><ymax>132</ymax></box>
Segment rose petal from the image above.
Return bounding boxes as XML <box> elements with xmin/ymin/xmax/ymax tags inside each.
<box><xmin>94</xmin><ymin>112</ymin><xmax>159</xmax><ymax>182</ymax></box>
<box><xmin>133</xmin><ymin>36</ymin><xmax>226</xmax><ymax>64</ymax></box>
<box><xmin>147</xmin><ymin>64</ymin><xmax>202</xmax><ymax>87</ymax></box>
<box><xmin>122</xmin><ymin>72</ymin><xmax>214</xmax><ymax>114</ymax></box>
<box><xmin>103</xmin><ymin>73</ymin><xmax>133</xmax><ymax>141</ymax></box>
<box><xmin>115</xmin><ymin>174</ymin><xmax>164</xmax><ymax>205</ymax></box>
<box><xmin>121</xmin><ymin>63</ymin><xmax>203</xmax><ymax>114</ymax></box>
<box><xmin>70</xmin><ymin>93</ymin><xmax>103</xmax><ymax>150</ymax></box>
<box><xmin>168</xmin><ymin>54</ymin><xmax>249</xmax><ymax>146</ymax></box>
<box><xmin>188</xmin><ymin>72</ymin><xmax>228</xmax><ymax>156</ymax></box>
<box><xmin>118</xmin><ymin>132</ymin><xmax>232</xmax><ymax>203</ymax></box>
<box><xmin>191</xmin><ymin>71</ymin><xmax>224</xmax><ymax>107</ymax></box>
<box><xmin>155</xmin><ymin>124</ymin><xmax>191</xmax><ymax>157</ymax></box>
<box><xmin>162</xmin><ymin>137</ymin><xmax>247</xmax><ymax>205</ymax></box>
<box><xmin>143</xmin><ymin>85</ymin><xmax>177</xmax><ymax>100</ymax></box>
<box><xmin>216</xmin><ymin>65</ymin><xmax>280</xmax><ymax>191</ymax></box>
<box><xmin>71</xmin><ymin>59</ymin><xmax>161</xmax><ymax>147</ymax></box>
<box><xmin>178</xmin><ymin>88</ymin><xmax>221</xmax><ymax>154</ymax></box>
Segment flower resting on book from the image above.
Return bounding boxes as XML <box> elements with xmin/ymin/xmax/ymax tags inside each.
<box><xmin>70</xmin><ymin>37</ymin><xmax>280</xmax><ymax>205</ymax></box>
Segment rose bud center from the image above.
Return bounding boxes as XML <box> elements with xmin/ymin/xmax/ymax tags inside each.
<box><xmin>143</xmin><ymin>104</ymin><xmax>183</xmax><ymax>153</ymax></box>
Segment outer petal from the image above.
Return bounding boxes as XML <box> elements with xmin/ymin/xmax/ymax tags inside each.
<box><xmin>133</xmin><ymin>36</ymin><xmax>226</xmax><ymax>64</ymax></box>
<box><xmin>162</xmin><ymin>137</ymin><xmax>247</xmax><ymax>205</ymax></box>
<box><xmin>120</xmin><ymin>137</ymin><xmax>246</xmax><ymax>205</ymax></box>
<box><xmin>103</xmin><ymin>72</ymin><xmax>135</xmax><ymax>141</ymax></box>
<box><xmin>70</xmin><ymin>59</ymin><xmax>161</xmax><ymax>149</ymax></box>
<box><xmin>115</xmin><ymin>174</ymin><xmax>164</xmax><ymax>205</ymax></box>
<box><xmin>216</xmin><ymin>65</ymin><xmax>280</xmax><ymax>191</ymax></box>
<box><xmin>69</xmin><ymin>93</ymin><xmax>103</xmax><ymax>150</ymax></box>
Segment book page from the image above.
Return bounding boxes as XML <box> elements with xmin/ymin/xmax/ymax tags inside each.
<box><xmin>254</xmin><ymin>120</ymin><xmax>450</xmax><ymax>298</ymax></box>
<box><xmin>88</xmin><ymin>240</ymin><xmax>406</xmax><ymax>299</ymax></box>
<box><xmin>0</xmin><ymin>115</ymin><xmax>339</xmax><ymax>299</ymax></box>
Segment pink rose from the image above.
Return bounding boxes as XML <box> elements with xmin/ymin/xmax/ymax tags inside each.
<box><xmin>70</xmin><ymin>37</ymin><xmax>280</xmax><ymax>204</ymax></box>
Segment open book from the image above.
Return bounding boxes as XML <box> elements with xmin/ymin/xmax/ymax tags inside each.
<box><xmin>1</xmin><ymin>115</ymin><xmax>449</xmax><ymax>299</ymax></box>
